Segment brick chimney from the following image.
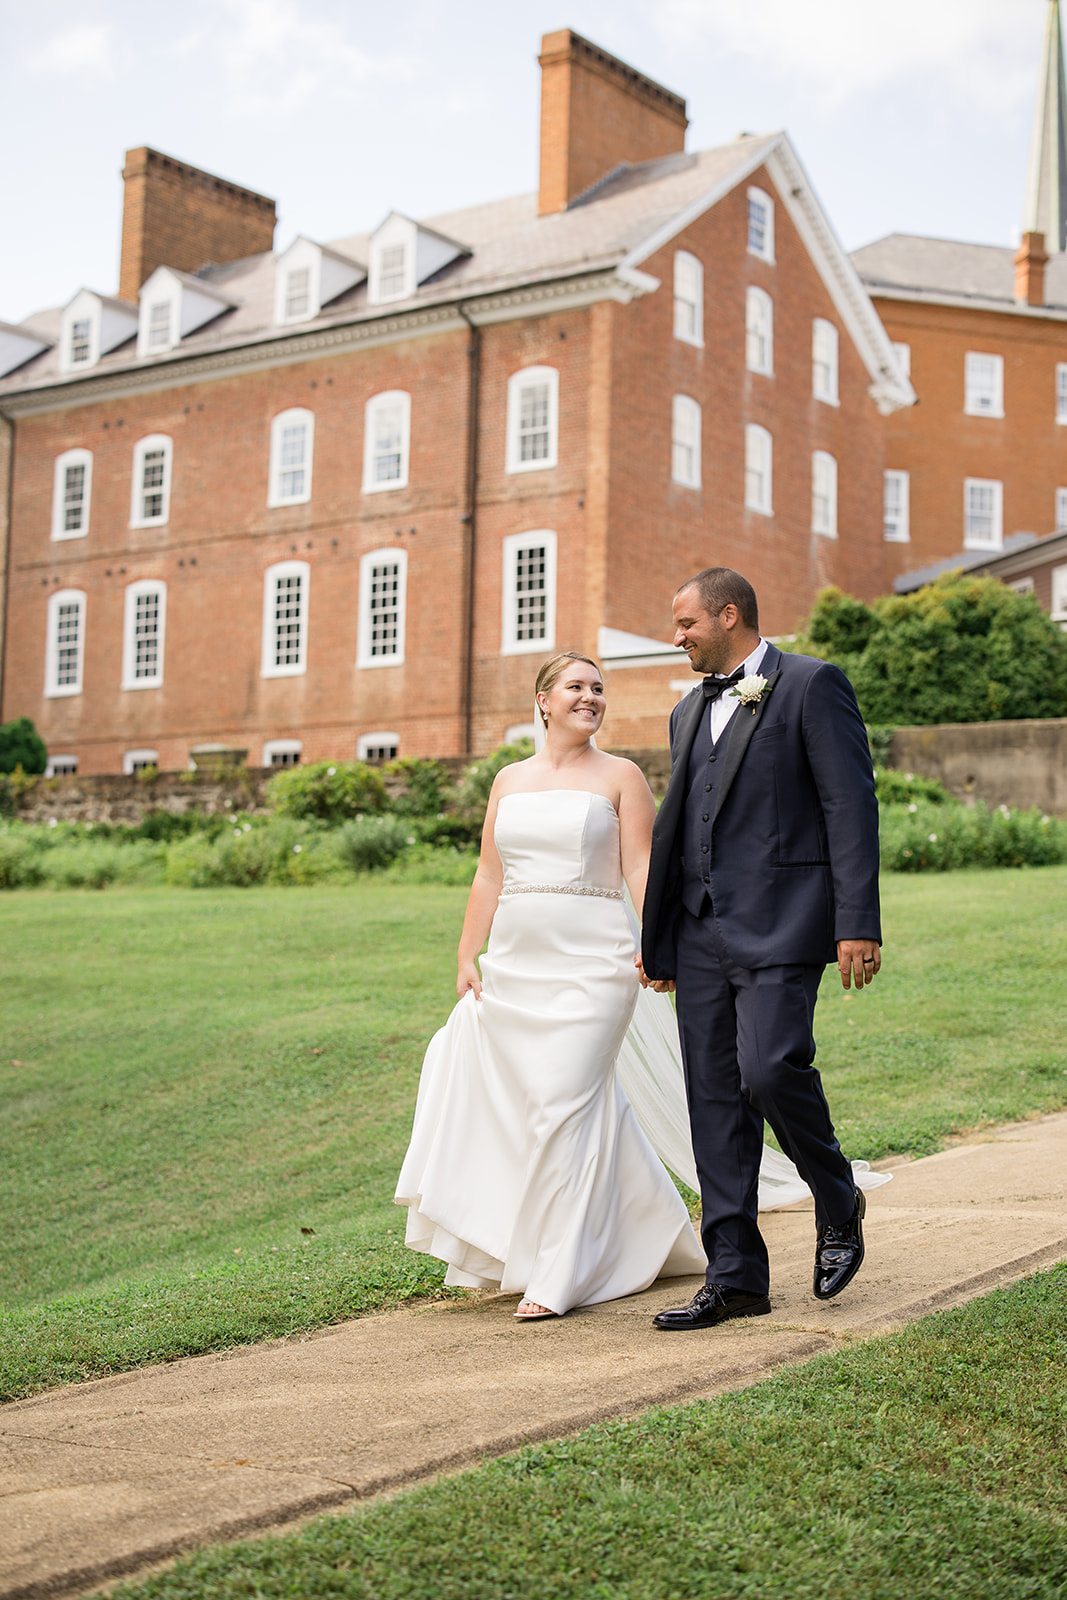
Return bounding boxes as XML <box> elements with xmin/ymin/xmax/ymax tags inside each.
<box><xmin>119</xmin><ymin>148</ymin><xmax>277</xmax><ymax>301</ymax></box>
<box><xmin>1014</xmin><ymin>230</ymin><xmax>1049</xmax><ymax>306</ymax></box>
<box><xmin>537</xmin><ymin>30</ymin><xmax>688</xmax><ymax>216</ymax></box>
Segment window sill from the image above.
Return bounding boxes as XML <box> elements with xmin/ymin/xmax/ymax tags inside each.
<box><xmin>504</xmin><ymin>459</ymin><xmax>559</xmax><ymax>477</ymax></box>
<box><xmin>362</xmin><ymin>479</ymin><xmax>410</xmax><ymax>495</ymax></box>
<box><xmin>963</xmin><ymin>408</ymin><xmax>1005</xmax><ymax>420</ymax></box>
<box><xmin>356</xmin><ymin>654</ymin><xmax>405</xmax><ymax>670</ymax></box>
<box><xmin>121</xmin><ymin>679</ymin><xmax>163</xmax><ymax>692</ymax></box>
<box><xmin>50</xmin><ymin>529</ymin><xmax>89</xmax><ymax>542</ymax></box>
<box><xmin>501</xmin><ymin>638</ymin><xmax>555</xmax><ymax>657</ymax></box>
<box><xmin>261</xmin><ymin>664</ymin><xmax>308</xmax><ymax>679</ymax></box>
<box><xmin>44</xmin><ymin>685</ymin><xmax>82</xmax><ymax>698</ymax></box>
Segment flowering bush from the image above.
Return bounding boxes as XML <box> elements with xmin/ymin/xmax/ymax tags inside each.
<box><xmin>267</xmin><ymin>760</ymin><xmax>388</xmax><ymax>824</ymax></box>
<box><xmin>333</xmin><ymin>815</ymin><xmax>412</xmax><ymax>873</ymax></box>
<box><xmin>880</xmin><ymin>800</ymin><xmax>1066</xmax><ymax>872</ymax></box>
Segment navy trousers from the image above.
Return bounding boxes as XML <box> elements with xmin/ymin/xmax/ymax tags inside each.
<box><xmin>674</xmin><ymin>905</ymin><xmax>856</xmax><ymax>1296</ymax></box>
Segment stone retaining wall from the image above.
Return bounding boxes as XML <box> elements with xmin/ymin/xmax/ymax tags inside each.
<box><xmin>889</xmin><ymin>717</ymin><xmax>1067</xmax><ymax>815</ymax></box>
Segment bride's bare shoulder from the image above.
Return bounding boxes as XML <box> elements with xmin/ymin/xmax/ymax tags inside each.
<box><xmin>489</xmin><ymin>754</ymin><xmax>541</xmax><ymax>797</ymax></box>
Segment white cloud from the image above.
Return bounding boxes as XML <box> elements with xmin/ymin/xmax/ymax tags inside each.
<box><xmin>654</xmin><ymin>0</ymin><xmax>1038</xmax><ymax>111</ymax></box>
<box><xmin>28</xmin><ymin>23</ymin><xmax>112</xmax><ymax>75</ymax></box>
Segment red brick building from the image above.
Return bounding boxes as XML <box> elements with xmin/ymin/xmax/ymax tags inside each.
<box><xmin>0</xmin><ymin>29</ymin><xmax>912</xmax><ymax>772</ymax></box>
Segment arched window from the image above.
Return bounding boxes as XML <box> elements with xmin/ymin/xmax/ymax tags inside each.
<box><xmin>130</xmin><ymin>434</ymin><xmax>173</xmax><ymax>527</ymax></box>
<box><xmin>505</xmin><ymin>367</ymin><xmax>559</xmax><ymax>473</ymax></box>
<box><xmin>261</xmin><ymin>560</ymin><xmax>311</xmax><ymax>677</ymax></box>
<box><xmin>812</xmin><ymin>319</ymin><xmax>840</xmax><ymax>404</ymax></box>
<box><xmin>268</xmin><ymin>408</ymin><xmax>314</xmax><ymax>506</ymax></box>
<box><xmin>671</xmin><ymin>396</ymin><xmax>702</xmax><ymax>488</ymax></box>
<box><xmin>121</xmin><ymin>579</ymin><xmax>167</xmax><ymax>690</ymax></box>
<box><xmin>52</xmin><ymin>448</ymin><xmax>92</xmax><ymax>540</ymax></box>
<box><xmin>357</xmin><ymin>547</ymin><xmax>408</xmax><ymax>668</ymax></box>
<box><xmin>747</xmin><ymin>187</ymin><xmax>775</xmax><ymax>262</ymax></box>
<box><xmin>673</xmin><ymin>252</ymin><xmax>704</xmax><ymax>346</ymax></box>
<box><xmin>744</xmin><ymin>425</ymin><xmax>773</xmax><ymax>515</ymax></box>
<box><xmin>745</xmin><ymin>288</ymin><xmax>773</xmax><ymax>375</ymax></box>
<box><xmin>362</xmin><ymin>391</ymin><xmax>411</xmax><ymax>492</ymax></box>
<box><xmin>501</xmin><ymin>530</ymin><xmax>556</xmax><ymax>655</ymax></box>
<box><xmin>45</xmin><ymin>589</ymin><xmax>87</xmax><ymax>697</ymax></box>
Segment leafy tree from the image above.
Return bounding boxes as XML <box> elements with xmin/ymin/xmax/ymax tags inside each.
<box><xmin>0</xmin><ymin>718</ymin><xmax>47</xmax><ymax>775</ymax></box>
<box><xmin>795</xmin><ymin>574</ymin><xmax>1067</xmax><ymax>726</ymax></box>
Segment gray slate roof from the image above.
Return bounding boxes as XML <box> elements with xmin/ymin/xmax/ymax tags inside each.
<box><xmin>0</xmin><ymin>136</ymin><xmax>779</xmax><ymax>399</ymax></box>
<box><xmin>851</xmin><ymin>232</ymin><xmax>1067</xmax><ymax>312</ymax></box>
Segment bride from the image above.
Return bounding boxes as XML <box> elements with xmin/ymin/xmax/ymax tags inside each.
<box><xmin>395</xmin><ymin>652</ymin><xmax>884</xmax><ymax>1320</ymax></box>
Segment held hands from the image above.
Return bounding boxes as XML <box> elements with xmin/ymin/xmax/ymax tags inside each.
<box><xmin>838</xmin><ymin>939</ymin><xmax>881</xmax><ymax>990</ymax></box>
<box><xmin>457</xmin><ymin>961</ymin><xmax>483</xmax><ymax>1001</ymax></box>
<box><xmin>635</xmin><ymin>954</ymin><xmax>675</xmax><ymax>994</ymax></box>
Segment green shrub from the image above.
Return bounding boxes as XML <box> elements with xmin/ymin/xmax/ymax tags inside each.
<box><xmin>381</xmin><ymin>757</ymin><xmax>454</xmax><ymax>817</ymax></box>
<box><xmin>874</xmin><ymin>767</ymin><xmax>951</xmax><ymax>807</ymax></box>
<box><xmin>267</xmin><ymin>761</ymin><xmax>387</xmax><ymax>824</ymax></box>
<box><xmin>0</xmin><ymin>828</ymin><xmax>46</xmax><ymax>888</ymax></box>
<box><xmin>0</xmin><ymin>718</ymin><xmax>47</xmax><ymax>776</ymax></box>
<box><xmin>453</xmin><ymin>740</ymin><xmax>534</xmax><ymax>837</ymax></box>
<box><xmin>333</xmin><ymin>815</ymin><xmax>412</xmax><ymax>873</ymax></box>
<box><xmin>165</xmin><ymin>817</ymin><xmax>339</xmax><ymax>887</ymax></box>
<box><xmin>880</xmin><ymin>799</ymin><xmax>1067</xmax><ymax>872</ymax></box>
<box><xmin>380</xmin><ymin>842</ymin><xmax>478</xmax><ymax>885</ymax></box>
<box><xmin>39</xmin><ymin>840</ymin><xmax>163</xmax><ymax>890</ymax></box>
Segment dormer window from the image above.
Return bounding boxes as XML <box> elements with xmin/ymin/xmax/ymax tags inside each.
<box><xmin>147</xmin><ymin>301</ymin><xmax>172</xmax><ymax>351</ymax></box>
<box><xmin>273</xmin><ymin>237</ymin><xmax>364</xmax><ymax>327</ymax></box>
<box><xmin>70</xmin><ymin>320</ymin><xmax>92</xmax><ymax>366</ymax></box>
<box><xmin>367</xmin><ymin>212</ymin><xmax>467</xmax><ymax>307</ymax></box>
<box><xmin>284</xmin><ymin>268</ymin><xmax>310</xmax><ymax>320</ymax></box>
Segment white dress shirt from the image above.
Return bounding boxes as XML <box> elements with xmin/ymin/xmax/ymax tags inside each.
<box><xmin>710</xmin><ymin>637</ymin><xmax>770</xmax><ymax>744</ymax></box>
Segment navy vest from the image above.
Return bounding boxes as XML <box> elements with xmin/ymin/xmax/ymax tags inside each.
<box><xmin>680</xmin><ymin>700</ymin><xmax>737</xmax><ymax>917</ymax></box>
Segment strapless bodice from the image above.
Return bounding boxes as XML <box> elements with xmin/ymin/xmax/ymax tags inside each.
<box><xmin>494</xmin><ymin>791</ymin><xmax>623</xmax><ymax>895</ymax></box>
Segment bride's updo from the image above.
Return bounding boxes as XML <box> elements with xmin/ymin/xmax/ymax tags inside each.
<box><xmin>534</xmin><ymin>651</ymin><xmax>602</xmax><ymax>727</ymax></box>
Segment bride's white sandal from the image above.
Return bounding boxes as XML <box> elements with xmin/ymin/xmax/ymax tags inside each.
<box><xmin>515</xmin><ymin>1299</ymin><xmax>559</xmax><ymax>1320</ymax></box>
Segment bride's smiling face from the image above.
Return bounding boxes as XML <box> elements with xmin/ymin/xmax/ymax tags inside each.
<box><xmin>539</xmin><ymin>663</ymin><xmax>606</xmax><ymax>737</ymax></box>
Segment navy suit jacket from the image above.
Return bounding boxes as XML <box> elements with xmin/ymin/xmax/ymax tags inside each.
<box><xmin>641</xmin><ymin>645</ymin><xmax>881</xmax><ymax>978</ymax></box>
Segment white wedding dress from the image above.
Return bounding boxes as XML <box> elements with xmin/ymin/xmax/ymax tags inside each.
<box><xmin>395</xmin><ymin>789</ymin><xmax>889</xmax><ymax>1315</ymax></box>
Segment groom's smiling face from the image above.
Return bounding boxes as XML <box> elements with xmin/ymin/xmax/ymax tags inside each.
<box><xmin>672</xmin><ymin>588</ymin><xmax>736</xmax><ymax>676</ymax></box>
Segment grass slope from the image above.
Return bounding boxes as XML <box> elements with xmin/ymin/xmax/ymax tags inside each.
<box><xmin>102</xmin><ymin>1266</ymin><xmax>1067</xmax><ymax>1600</ymax></box>
<box><xmin>2</xmin><ymin>868</ymin><xmax>1066</xmax><ymax>1399</ymax></box>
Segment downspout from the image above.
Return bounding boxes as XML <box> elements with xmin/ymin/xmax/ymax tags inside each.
<box><xmin>457</xmin><ymin>306</ymin><xmax>481</xmax><ymax>759</ymax></box>
<box><xmin>0</xmin><ymin>412</ymin><xmax>13</xmax><ymax>721</ymax></box>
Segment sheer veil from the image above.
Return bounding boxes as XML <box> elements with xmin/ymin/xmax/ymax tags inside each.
<box><xmin>530</xmin><ymin>703</ymin><xmax>891</xmax><ymax>1211</ymax></box>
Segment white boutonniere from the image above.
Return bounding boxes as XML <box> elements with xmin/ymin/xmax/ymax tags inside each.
<box><xmin>730</xmin><ymin>673</ymin><xmax>771</xmax><ymax>714</ymax></box>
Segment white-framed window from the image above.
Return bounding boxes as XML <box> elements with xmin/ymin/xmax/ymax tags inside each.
<box><xmin>964</xmin><ymin>352</ymin><xmax>1004</xmax><ymax>418</ymax></box>
<box><xmin>745</xmin><ymin>287</ymin><xmax>773</xmax><ymax>375</ymax></box>
<box><xmin>261</xmin><ymin>560</ymin><xmax>310</xmax><ymax>678</ymax></box>
<box><xmin>501</xmin><ymin>530</ymin><xmax>557</xmax><ymax>655</ymax></box>
<box><xmin>963</xmin><ymin>478</ymin><xmax>1003</xmax><ymax>550</ymax></box>
<box><xmin>121</xmin><ymin>580</ymin><xmax>167</xmax><ymax>690</ymax></box>
<box><xmin>268</xmin><ymin>408</ymin><xmax>314</xmax><ymax>507</ymax></box>
<box><xmin>130</xmin><ymin>434</ymin><xmax>173</xmax><ymax>527</ymax></box>
<box><xmin>45</xmin><ymin>589</ymin><xmax>86</xmax><ymax>697</ymax></box>
<box><xmin>505</xmin><ymin>722</ymin><xmax>538</xmax><ymax>744</ymax></box>
<box><xmin>1056</xmin><ymin>364</ymin><xmax>1067</xmax><ymax>424</ymax></box>
<box><xmin>362</xmin><ymin>391</ymin><xmax>411</xmax><ymax>493</ymax></box>
<box><xmin>812</xmin><ymin>451</ymin><xmax>838</xmax><ymax>537</ymax></box>
<box><xmin>505</xmin><ymin>366</ymin><xmax>559</xmax><ymax>474</ymax></box>
<box><xmin>884</xmin><ymin>470</ymin><xmax>910</xmax><ymax>543</ymax></box>
<box><xmin>146</xmin><ymin>300</ymin><xmax>173</xmax><ymax>352</ymax></box>
<box><xmin>358</xmin><ymin>732</ymin><xmax>399</xmax><ymax>762</ymax></box>
<box><xmin>893</xmin><ymin>342</ymin><xmax>912</xmax><ymax>378</ymax></box>
<box><xmin>744</xmin><ymin>424</ymin><xmax>773</xmax><ymax>515</ymax></box>
<box><xmin>123</xmin><ymin>749</ymin><xmax>159</xmax><ymax>775</ymax></box>
<box><xmin>51</xmin><ymin>448</ymin><xmax>92</xmax><ymax>540</ymax></box>
<box><xmin>812</xmin><ymin>319</ymin><xmax>839</xmax><ymax>404</ymax></box>
<box><xmin>670</xmin><ymin>395</ymin><xmax>702</xmax><ymax>488</ymax></box>
<box><xmin>1009</xmin><ymin>576</ymin><xmax>1036</xmax><ymax>596</ymax></box>
<box><xmin>284</xmin><ymin>268</ymin><xmax>310</xmax><ymax>321</ymax></box>
<box><xmin>45</xmin><ymin>755</ymin><xmax>78</xmax><ymax>777</ymax></box>
<box><xmin>1056</xmin><ymin>487</ymin><xmax>1067</xmax><ymax>529</ymax></box>
<box><xmin>747</xmin><ymin>187</ymin><xmax>775</xmax><ymax>262</ymax></box>
<box><xmin>262</xmin><ymin>739</ymin><xmax>302</xmax><ymax>768</ymax></box>
<box><xmin>357</xmin><ymin>547</ymin><xmax>407</xmax><ymax>668</ymax></box>
<box><xmin>378</xmin><ymin>244</ymin><xmax>408</xmax><ymax>301</ymax></box>
<box><xmin>69</xmin><ymin>317</ymin><xmax>92</xmax><ymax>366</ymax></box>
<box><xmin>1051</xmin><ymin>564</ymin><xmax>1067</xmax><ymax>623</ymax></box>
<box><xmin>673</xmin><ymin>251</ymin><xmax>704</xmax><ymax>346</ymax></box>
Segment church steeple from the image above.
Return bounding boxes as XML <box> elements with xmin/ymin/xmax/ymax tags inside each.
<box><xmin>1024</xmin><ymin>0</ymin><xmax>1067</xmax><ymax>252</ymax></box>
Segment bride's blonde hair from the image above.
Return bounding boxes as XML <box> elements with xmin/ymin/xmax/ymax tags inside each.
<box><xmin>534</xmin><ymin>651</ymin><xmax>602</xmax><ymax>727</ymax></box>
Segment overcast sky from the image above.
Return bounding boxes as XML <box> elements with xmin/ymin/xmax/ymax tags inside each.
<box><xmin>0</xmin><ymin>0</ymin><xmax>1053</xmax><ymax>324</ymax></box>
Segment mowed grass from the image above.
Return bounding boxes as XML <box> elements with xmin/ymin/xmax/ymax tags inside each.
<box><xmin>103</xmin><ymin>1266</ymin><xmax>1067</xmax><ymax>1600</ymax></box>
<box><xmin>2</xmin><ymin>867</ymin><xmax>1066</xmax><ymax>1399</ymax></box>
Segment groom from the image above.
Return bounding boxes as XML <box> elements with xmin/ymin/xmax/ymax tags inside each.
<box><xmin>641</xmin><ymin>568</ymin><xmax>881</xmax><ymax>1330</ymax></box>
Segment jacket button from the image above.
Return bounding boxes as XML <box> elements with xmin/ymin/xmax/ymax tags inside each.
<box><xmin>702</xmin><ymin>814</ymin><xmax>709</xmax><ymax>822</ymax></box>
<box><xmin>701</xmin><ymin>845</ymin><xmax>709</xmax><ymax>854</ymax></box>
<box><xmin>709</xmin><ymin>754</ymin><xmax>717</xmax><ymax>762</ymax></box>
<box><xmin>704</xmin><ymin>784</ymin><xmax>712</xmax><ymax>792</ymax></box>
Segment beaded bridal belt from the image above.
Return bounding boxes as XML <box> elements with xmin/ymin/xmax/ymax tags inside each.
<box><xmin>498</xmin><ymin>883</ymin><xmax>623</xmax><ymax>900</ymax></box>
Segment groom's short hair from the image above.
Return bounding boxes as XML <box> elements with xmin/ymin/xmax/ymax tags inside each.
<box><xmin>678</xmin><ymin>568</ymin><xmax>759</xmax><ymax>631</ymax></box>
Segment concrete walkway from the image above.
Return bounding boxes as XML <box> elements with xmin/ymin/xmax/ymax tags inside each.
<box><xmin>3</xmin><ymin>1113</ymin><xmax>1066</xmax><ymax>1600</ymax></box>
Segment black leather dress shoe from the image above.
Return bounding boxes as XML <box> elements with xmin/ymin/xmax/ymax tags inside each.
<box><xmin>813</xmin><ymin>1188</ymin><xmax>866</xmax><ymax>1300</ymax></box>
<box><xmin>653</xmin><ymin>1283</ymin><xmax>771</xmax><ymax>1331</ymax></box>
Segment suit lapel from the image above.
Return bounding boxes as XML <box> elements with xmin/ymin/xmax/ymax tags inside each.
<box><xmin>655</xmin><ymin>687</ymin><xmax>706</xmax><ymax>840</ymax></box>
<box><xmin>712</xmin><ymin>646</ymin><xmax>784</xmax><ymax>825</ymax></box>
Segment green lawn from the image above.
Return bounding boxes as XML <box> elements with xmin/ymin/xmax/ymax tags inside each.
<box><xmin>2</xmin><ymin>868</ymin><xmax>1066</xmax><ymax>1399</ymax></box>
<box><xmin>103</xmin><ymin>1265</ymin><xmax>1067</xmax><ymax>1600</ymax></box>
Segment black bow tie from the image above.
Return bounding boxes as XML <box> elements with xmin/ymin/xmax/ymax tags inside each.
<box><xmin>701</xmin><ymin>667</ymin><xmax>746</xmax><ymax>702</ymax></box>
